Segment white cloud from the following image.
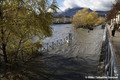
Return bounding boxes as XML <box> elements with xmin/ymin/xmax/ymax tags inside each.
<box><xmin>59</xmin><ymin>0</ymin><xmax>116</xmax><ymax>11</ymax></box>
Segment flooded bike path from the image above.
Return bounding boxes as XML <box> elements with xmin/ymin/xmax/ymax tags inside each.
<box><xmin>39</xmin><ymin>25</ymin><xmax>104</xmax><ymax>80</ymax></box>
<box><xmin>0</xmin><ymin>25</ymin><xmax>104</xmax><ymax>80</ymax></box>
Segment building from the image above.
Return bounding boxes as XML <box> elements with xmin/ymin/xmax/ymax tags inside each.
<box><xmin>111</xmin><ymin>11</ymin><xmax>120</xmax><ymax>25</ymax></box>
<box><xmin>53</xmin><ymin>15</ymin><xmax>71</xmax><ymax>24</ymax></box>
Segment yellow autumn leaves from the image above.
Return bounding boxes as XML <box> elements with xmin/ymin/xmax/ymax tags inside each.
<box><xmin>72</xmin><ymin>8</ymin><xmax>105</xmax><ymax>28</ymax></box>
<box><xmin>0</xmin><ymin>0</ymin><xmax>57</xmax><ymax>63</ymax></box>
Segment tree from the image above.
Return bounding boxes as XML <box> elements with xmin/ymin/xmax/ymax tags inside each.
<box><xmin>72</xmin><ymin>8</ymin><xmax>98</xmax><ymax>29</ymax></box>
<box><xmin>97</xmin><ymin>17</ymin><xmax>105</xmax><ymax>25</ymax></box>
<box><xmin>0</xmin><ymin>0</ymin><xmax>58</xmax><ymax>63</ymax></box>
<box><xmin>106</xmin><ymin>1</ymin><xmax>120</xmax><ymax>21</ymax></box>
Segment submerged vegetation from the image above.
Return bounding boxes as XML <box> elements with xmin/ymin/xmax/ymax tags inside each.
<box><xmin>72</xmin><ymin>8</ymin><xmax>105</xmax><ymax>29</ymax></box>
<box><xmin>0</xmin><ymin>0</ymin><xmax>58</xmax><ymax>63</ymax></box>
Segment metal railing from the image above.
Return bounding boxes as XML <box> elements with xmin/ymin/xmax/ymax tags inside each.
<box><xmin>39</xmin><ymin>35</ymin><xmax>72</xmax><ymax>53</ymax></box>
<box><xmin>105</xmin><ymin>27</ymin><xmax>120</xmax><ymax>80</ymax></box>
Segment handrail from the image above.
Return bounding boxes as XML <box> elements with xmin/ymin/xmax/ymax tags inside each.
<box><xmin>39</xmin><ymin>34</ymin><xmax>72</xmax><ymax>52</ymax></box>
<box><xmin>105</xmin><ymin>26</ymin><xmax>120</xmax><ymax>80</ymax></box>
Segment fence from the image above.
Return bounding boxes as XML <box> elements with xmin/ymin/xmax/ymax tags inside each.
<box><xmin>105</xmin><ymin>27</ymin><xmax>120</xmax><ymax>80</ymax></box>
<box><xmin>39</xmin><ymin>34</ymin><xmax>72</xmax><ymax>53</ymax></box>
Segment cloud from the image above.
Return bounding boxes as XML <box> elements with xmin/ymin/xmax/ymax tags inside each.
<box><xmin>59</xmin><ymin>0</ymin><xmax>116</xmax><ymax>11</ymax></box>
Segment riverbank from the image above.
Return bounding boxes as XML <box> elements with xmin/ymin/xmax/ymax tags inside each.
<box><xmin>53</xmin><ymin>22</ymin><xmax>71</xmax><ymax>24</ymax></box>
<box><xmin>39</xmin><ymin>25</ymin><xmax>105</xmax><ymax>79</ymax></box>
<box><xmin>97</xmin><ymin>41</ymin><xmax>106</xmax><ymax>76</ymax></box>
<box><xmin>0</xmin><ymin>25</ymin><xmax>105</xmax><ymax>80</ymax></box>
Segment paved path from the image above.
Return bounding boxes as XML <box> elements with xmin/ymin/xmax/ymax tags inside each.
<box><xmin>110</xmin><ymin>29</ymin><xmax>120</xmax><ymax>71</ymax></box>
<box><xmin>107</xmin><ymin>24</ymin><xmax>120</xmax><ymax>72</ymax></box>
<box><xmin>40</xmin><ymin>26</ymin><xmax>104</xmax><ymax>80</ymax></box>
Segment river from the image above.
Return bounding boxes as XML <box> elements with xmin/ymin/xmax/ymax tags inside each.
<box><xmin>39</xmin><ymin>24</ymin><xmax>104</xmax><ymax>80</ymax></box>
<box><xmin>0</xmin><ymin>24</ymin><xmax>104</xmax><ymax>80</ymax></box>
<box><xmin>43</xmin><ymin>24</ymin><xmax>73</xmax><ymax>43</ymax></box>
<box><xmin>34</xmin><ymin>24</ymin><xmax>104</xmax><ymax>80</ymax></box>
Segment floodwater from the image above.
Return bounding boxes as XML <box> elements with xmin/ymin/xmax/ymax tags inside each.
<box><xmin>32</xmin><ymin>24</ymin><xmax>73</xmax><ymax>43</ymax></box>
<box><xmin>40</xmin><ymin>25</ymin><xmax>104</xmax><ymax>80</ymax></box>
<box><xmin>43</xmin><ymin>24</ymin><xmax>73</xmax><ymax>43</ymax></box>
<box><xmin>0</xmin><ymin>24</ymin><xmax>104</xmax><ymax>80</ymax></box>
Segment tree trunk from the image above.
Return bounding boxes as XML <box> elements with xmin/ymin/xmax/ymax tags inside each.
<box><xmin>1</xmin><ymin>26</ymin><xmax>8</xmax><ymax>63</ymax></box>
<box><xmin>2</xmin><ymin>43</ymin><xmax>8</xmax><ymax>63</ymax></box>
<box><xmin>14</xmin><ymin>38</ymin><xmax>22</xmax><ymax>61</ymax></box>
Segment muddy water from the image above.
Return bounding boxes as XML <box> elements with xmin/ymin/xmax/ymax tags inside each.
<box><xmin>40</xmin><ymin>25</ymin><xmax>104</xmax><ymax>80</ymax></box>
<box><xmin>0</xmin><ymin>24</ymin><xmax>104</xmax><ymax>80</ymax></box>
<box><xmin>33</xmin><ymin>24</ymin><xmax>73</xmax><ymax>43</ymax></box>
<box><xmin>43</xmin><ymin>24</ymin><xmax>73</xmax><ymax>43</ymax></box>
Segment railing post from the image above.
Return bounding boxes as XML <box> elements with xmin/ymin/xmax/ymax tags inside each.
<box><xmin>52</xmin><ymin>42</ymin><xmax>54</xmax><ymax>49</ymax></box>
<box><xmin>64</xmin><ymin>38</ymin><xmax>66</xmax><ymax>43</ymax></box>
<box><xmin>60</xmin><ymin>39</ymin><xmax>62</xmax><ymax>45</ymax></box>
<box><xmin>47</xmin><ymin>43</ymin><xmax>48</xmax><ymax>51</ymax></box>
<box><xmin>111</xmin><ymin>59</ymin><xmax>113</xmax><ymax>77</ymax></box>
<box><xmin>57</xmin><ymin>40</ymin><xmax>58</xmax><ymax>47</ymax></box>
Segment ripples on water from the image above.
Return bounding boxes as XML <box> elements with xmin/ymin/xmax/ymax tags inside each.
<box><xmin>41</xmin><ymin>25</ymin><xmax>104</xmax><ymax>80</ymax></box>
<box><xmin>43</xmin><ymin>24</ymin><xmax>73</xmax><ymax>43</ymax></box>
<box><xmin>0</xmin><ymin>24</ymin><xmax>104</xmax><ymax>80</ymax></box>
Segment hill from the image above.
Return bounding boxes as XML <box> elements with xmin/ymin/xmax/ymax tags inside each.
<box><xmin>53</xmin><ymin>7</ymin><xmax>109</xmax><ymax>17</ymax></box>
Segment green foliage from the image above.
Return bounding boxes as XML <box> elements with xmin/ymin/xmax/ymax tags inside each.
<box><xmin>72</xmin><ymin>8</ymin><xmax>98</xmax><ymax>28</ymax></box>
<box><xmin>0</xmin><ymin>0</ymin><xmax>57</xmax><ymax>63</ymax></box>
<box><xmin>97</xmin><ymin>17</ymin><xmax>105</xmax><ymax>25</ymax></box>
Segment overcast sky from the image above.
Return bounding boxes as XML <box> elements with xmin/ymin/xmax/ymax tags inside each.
<box><xmin>56</xmin><ymin>0</ymin><xmax>116</xmax><ymax>11</ymax></box>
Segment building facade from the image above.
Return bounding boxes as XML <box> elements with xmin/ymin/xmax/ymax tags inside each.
<box><xmin>53</xmin><ymin>15</ymin><xmax>71</xmax><ymax>24</ymax></box>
